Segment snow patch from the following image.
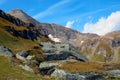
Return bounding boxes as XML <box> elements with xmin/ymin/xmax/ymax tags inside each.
<box><xmin>48</xmin><ymin>34</ymin><xmax>61</xmax><ymax>42</ymax></box>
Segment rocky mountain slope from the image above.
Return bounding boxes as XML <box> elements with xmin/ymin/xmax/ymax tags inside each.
<box><xmin>8</xmin><ymin>9</ymin><xmax>120</xmax><ymax>63</ymax></box>
<box><xmin>0</xmin><ymin>9</ymin><xmax>89</xmax><ymax>79</ymax></box>
<box><xmin>79</xmin><ymin>30</ymin><xmax>120</xmax><ymax>62</ymax></box>
<box><xmin>1</xmin><ymin>9</ymin><xmax>120</xmax><ymax>79</ymax></box>
<box><xmin>8</xmin><ymin>9</ymin><xmax>99</xmax><ymax>48</ymax></box>
<box><xmin>0</xmin><ymin>9</ymin><xmax>51</xmax><ymax>53</ymax></box>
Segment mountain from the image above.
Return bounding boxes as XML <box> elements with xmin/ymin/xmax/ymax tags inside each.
<box><xmin>8</xmin><ymin>9</ymin><xmax>120</xmax><ymax>63</ymax></box>
<box><xmin>8</xmin><ymin>9</ymin><xmax>99</xmax><ymax>48</ymax></box>
<box><xmin>1</xmin><ymin>9</ymin><xmax>120</xmax><ymax>79</ymax></box>
<box><xmin>0</xmin><ymin>9</ymin><xmax>90</xmax><ymax>79</ymax></box>
<box><xmin>78</xmin><ymin>30</ymin><xmax>120</xmax><ymax>62</ymax></box>
<box><xmin>8</xmin><ymin>9</ymin><xmax>120</xmax><ymax>62</ymax></box>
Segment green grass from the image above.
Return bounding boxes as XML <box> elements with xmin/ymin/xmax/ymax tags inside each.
<box><xmin>59</xmin><ymin>61</ymin><xmax>120</xmax><ymax>75</ymax></box>
<box><xmin>0</xmin><ymin>16</ymin><xmax>61</xmax><ymax>80</ymax></box>
<box><xmin>0</xmin><ymin>56</ymin><xmax>60</xmax><ymax>80</ymax></box>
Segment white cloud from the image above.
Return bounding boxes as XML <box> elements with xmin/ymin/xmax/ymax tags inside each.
<box><xmin>65</xmin><ymin>21</ymin><xmax>74</xmax><ymax>28</ymax></box>
<box><xmin>33</xmin><ymin>0</ymin><xmax>69</xmax><ymax>19</ymax></box>
<box><xmin>83</xmin><ymin>11</ymin><xmax>120</xmax><ymax>35</ymax></box>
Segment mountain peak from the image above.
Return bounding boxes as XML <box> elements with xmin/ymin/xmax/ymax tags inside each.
<box><xmin>8</xmin><ymin>9</ymin><xmax>24</xmax><ymax>14</ymax></box>
<box><xmin>7</xmin><ymin>9</ymin><xmax>40</xmax><ymax>25</ymax></box>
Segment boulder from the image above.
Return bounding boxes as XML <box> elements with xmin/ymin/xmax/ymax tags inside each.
<box><xmin>39</xmin><ymin>62</ymin><xmax>59</xmax><ymax>69</ymax></box>
<box><xmin>40</xmin><ymin>66</ymin><xmax>55</xmax><ymax>75</ymax></box>
<box><xmin>0</xmin><ymin>46</ymin><xmax>14</xmax><ymax>57</ymax></box>
<box><xmin>19</xmin><ymin>65</ymin><xmax>34</xmax><ymax>73</ymax></box>
<box><xmin>51</xmin><ymin>69</ymin><xmax>66</xmax><ymax>78</ymax></box>
<box><xmin>66</xmin><ymin>73</ymin><xmax>104</xmax><ymax>80</ymax></box>
<box><xmin>26</xmin><ymin>55</ymin><xmax>35</xmax><ymax>60</ymax></box>
<box><xmin>108</xmin><ymin>70</ymin><xmax>120</xmax><ymax>78</ymax></box>
<box><xmin>16</xmin><ymin>50</ymin><xmax>29</xmax><ymax>61</ymax></box>
<box><xmin>41</xmin><ymin>42</ymin><xmax>87</xmax><ymax>61</ymax></box>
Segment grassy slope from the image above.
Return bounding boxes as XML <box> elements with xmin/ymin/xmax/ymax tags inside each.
<box><xmin>0</xmin><ymin>17</ymin><xmax>58</xmax><ymax>80</ymax></box>
<box><xmin>59</xmin><ymin>61</ymin><xmax>120</xmax><ymax>74</ymax></box>
<box><xmin>0</xmin><ymin>56</ymin><xmax>58</xmax><ymax>80</ymax></box>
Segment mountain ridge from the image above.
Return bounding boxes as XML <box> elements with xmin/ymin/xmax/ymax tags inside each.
<box><xmin>7</xmin><ymin>9</ymin><xmax>120</xmax><ymax>63</ymax></box>
<box><xmin>8</xmin><ymin>9</ymin><xmax>99</xmax><ymax>48</ymax></box>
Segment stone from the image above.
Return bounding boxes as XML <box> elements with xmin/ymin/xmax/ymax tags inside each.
<box><xmin>19</xmin><ymin>65</ymin><xmax>34</xmax><ymax>73</ymax></box>
<box><xmin>0</xmin><ymin>46</ymin><xmax>14</xmax><ymax>57</ymax></box>
<box><xmin>66</xmin><ymin>73</ymin><xmax>104</xmax><ymax>80</ymax></box>
<box><xmin>108</xmin><ymin>70</ymin><xmax>120</xmax><ymax>78</ymax></box>
<box><xmin>40</xmin><ymin>66</ymin><xmax>55</xmax><ymax>75</ymax></box>
<box><xmin>26</xmin><ymin>55</ymin><xmax>35</xmax><ymax>60</ymax></box>
<box><xmin>16</xmin><ymin>51</ymin><xmax>29</xmax><ymax>61</ymax></box>
<box><xmin>17</xmin><ymin>51</ymin><xmax>29</xmax><ymax>57</ymax></box>
<box><xmin>51</xmin><ymin>69</ymin><xmax>66</xmax><ymax>78</ymax></box>
<box><xmin>40</xmin><ymin>42</ymin><xmax>87</xmax><ymax>61</ymax></box>
<box><xmin>39</xmin><ymin>62</ymin><xmax>59</xmax><ymax>69</ymax></box>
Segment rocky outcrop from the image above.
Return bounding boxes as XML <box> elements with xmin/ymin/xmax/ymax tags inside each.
<box><xmin>5</xmin><ymin>26</ymin><xmax>41</xmax><ymax>40</ymax></box>
<box><xmin>0</xmin><ymin>46</ymin><xmax>14</xmax><ymax>57</ymax></box>
<box><xmin>40</xmin><ymin>42</ymin><xmax>87</xmax><ymax>62</ymax></box>
<box><xmin>0</xmin><ymin>10</ymin><xmax>47</xmax><ymax>40</ymax></box>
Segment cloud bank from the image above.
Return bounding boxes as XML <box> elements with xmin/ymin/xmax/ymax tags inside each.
<box><xmin>83</xmin><ymin>11</ymin><xmax>120</xmax><ymax>35</ymax></box>
<box><xmin>65</xmin><ymin>21</ymin><xmax>74</xmax><ymax>28</ymax></box>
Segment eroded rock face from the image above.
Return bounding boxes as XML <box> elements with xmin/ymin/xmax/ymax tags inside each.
<box><xmin>0</xmin><ymin>10</ymin><xmax>47</xmax><ymax>40</ymax></box>
<box><xmin>5</xmin><ymin>26</ymin><xmax>41</xmax><ymax>40</ymax></box>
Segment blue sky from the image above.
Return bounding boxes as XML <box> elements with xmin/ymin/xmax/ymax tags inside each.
<box><xmin>1</xmin><ymin>0</ymin><xmax>120</xmax><ymax>35</ymax></box>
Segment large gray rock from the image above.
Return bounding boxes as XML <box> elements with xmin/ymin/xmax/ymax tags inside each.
<box><xmin>51</xmin><ymin>69</ymin><xmax>66</xmax><ymax>78</ymax></box>
<box><xmin>0</xmin><ymin>46</ymin><xmax>14</xmax><ymax>57</ymax></box>
<box><xmin>40</xmin><ymin>66</ymin><xmax>55</xmax><ymax>75</ymax></box>
<box><xmin>40</xmin><ymin>42</ymin><xmax>87</xmax><ymax>62</ymax></box>
<box><xmin>108</xmin><ymin>70</ymin><xmax>120</xmax><ymax>78</ymax></box>
<box><xmin>39</xmin><ymin>60</ymin><xmax>77</xmax><ymax>69</ymax></box>
<box><xmin>39</xmin><ymin>62</ymin><xmax>59</xmax><ymax>69</ymax></box>
<box><xmin>66</xmin><ymin>73</ymin><xmax>104</xmax><ymax>80</ymax></box>
<box><xmin>16</xmin><ymin>50</ymin><xmax>29</xmax><ymax>61</ymax></box>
